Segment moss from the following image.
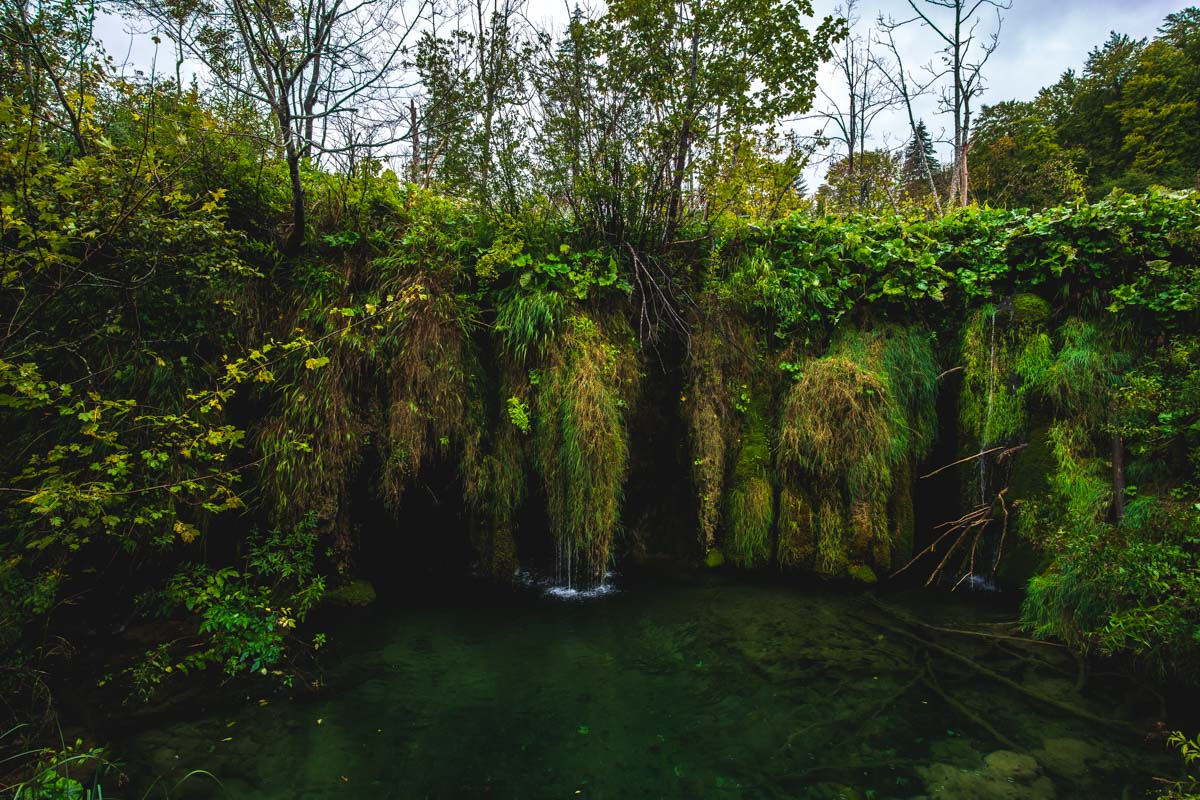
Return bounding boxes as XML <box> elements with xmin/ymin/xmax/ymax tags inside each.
<box><xmin>845</xmin><ymin>563</ymin><xmax>878</xmax><ymax>584</ymax></box>
<box><xmin>960</xmin><ymin>300</ymin><xmax>1060</xmax><ymax>452</ymax></box>
<box><xmin>1012</xmin><ymin>292</ymin><xmax>1052</xmax><ymax>325</ymax></box>
<box><xmin>776</xmin><ymin>487</ymin><xmax>815</xmax><ymax>569</ymax></box>
<box><xmin>466</xmin><ymin>382</ymin><xmax>527</xmax><ymax>581</ymax></box>
<box><xmin>324</xmin><ymin>579</ymin><xmax>377</xmax><ymax>607</ymax></box>
<box><xmin>849</xmin><ymin>500</ymin><xmax>889</xmax><ymax>568</ymax></box>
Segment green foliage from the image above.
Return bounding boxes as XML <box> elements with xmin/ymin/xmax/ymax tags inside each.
<box><xmin>133</xmin><ymin>514</ymin><xmax>325</xmax><ymax>699</ymax></box>
<box><xmin>713</xmin><ymin>189</ymin><xmax>1200</xmax><ymax>342</ymax></box>
<box><xmin>1018</xmin><ymin>327</ymin><xmax>1200</xmax><ymax>671</ymax></box>
<box><xmin>4</xmin><ymin>737</ymin><xmax>112</xmax><ymax>800</ymax></box>
<box><xmin>1160</xmin><ymin>731</ymin><xmax>1200</xmax><ymax>800</ymax></box>
<box><xmin>506</xmin><ymin>396</ymin><xmax>531</xmax><ymax>433</ymax></box>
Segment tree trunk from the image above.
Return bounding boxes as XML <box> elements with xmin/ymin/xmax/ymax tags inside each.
<box><xmin>284</xmin><ymin>138</ymin><xmax>306</xmax><ymax>256</ymax></box>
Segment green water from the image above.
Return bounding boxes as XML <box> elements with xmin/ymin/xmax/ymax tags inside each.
<box><xmin>122</xmin><ymin>572</ymin><xmax>1175</xmax><ymax>799</ymax></box>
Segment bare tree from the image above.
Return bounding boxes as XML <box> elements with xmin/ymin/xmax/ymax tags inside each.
<box><xmin>882</xmin><ymin>0</ymin><xmax>1010</xmax><ymax>206</ymax></box>
<box><xmin>812</xmin><ymin>1</ymin><xmax>898</xmax><ymax>207</ymax></box>
<box><xmin>127</xmin><ymin>0</ymin><xmax>433</xmax><ymax>255</ymax></box>
<box><xmin>874</xmin><ymin>23</ymin><xmax>942</xmax><ymax>213</ymax></box>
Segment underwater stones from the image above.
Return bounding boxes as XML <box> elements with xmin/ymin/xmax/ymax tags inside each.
<box><xmin>919</xmin><ymin>750</ymin><xmax>1054</xmax><ymax>800</ymax></box>
<box><xmin>983</xmin><ymin>750</ymin><xmax>1040</xmax><ymax>782</ymax></box>
<box><xmin>324</xmin><ymin>579</ymin><xmax>377</xmax><ymax>607</ymax></box>
<box><xmin>1032</xmin><ymin>737</ymin><xmax>1100</xmax><ymax>781</ymax></box>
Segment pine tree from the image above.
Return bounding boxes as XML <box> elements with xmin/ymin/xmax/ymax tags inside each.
<box><xmin>901</xmin><ymin>119</ymin><xmax>940</xmax><ymax>202</ymax></box>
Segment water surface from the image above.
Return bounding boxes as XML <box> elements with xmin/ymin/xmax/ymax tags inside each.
<box><xmin>121</xmin><ymin>571</ymin><xmax>1174</xmax><ymax>799</ymax></box>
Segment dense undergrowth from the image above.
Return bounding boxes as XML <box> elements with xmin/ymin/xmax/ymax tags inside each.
<box><xmin>1</xmin><ymin>68</ymin><xmax>1199</xmax><ymax>794</ymax></box>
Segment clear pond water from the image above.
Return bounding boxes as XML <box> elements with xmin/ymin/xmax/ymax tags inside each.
<box><xmin>119</xmin><ymin>571</ymin><xmax>1177</xmax><ymax>799</ymax></box>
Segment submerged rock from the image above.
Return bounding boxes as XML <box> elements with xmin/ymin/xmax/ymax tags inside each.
<box><xmin>1033</xmin><ymin>737</ymin><xmax>1101</xmax><ymax>781</ymax></box>
<box><xmin>704</xmin><ymin>548</ymin><xmax>726</xmax><ymax>568</ymax></box>
<box><xmin>919</xmin><ymin>749</ymin><xmax>1054</xmax><ymax>800</ymax></box>
<box><xmin>983</xmin><ymin>750</ymin><xmax>1040</xmax><ymax>782</ymax></box>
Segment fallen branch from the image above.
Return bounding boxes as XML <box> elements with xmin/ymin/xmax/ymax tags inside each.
<box><xmin>922</xmin><ymin>652</ymin><xmax>1021</xmax><ymax>750</ymax></box>
<box><xmin>871</xmin><ymin>607</ymin><xmax>1138</xmax><ymax>732</ymax></box>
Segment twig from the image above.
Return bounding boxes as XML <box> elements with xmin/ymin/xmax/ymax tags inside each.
<box><xmin>919</xmin><ymin>444</ymin><xmax>1027</xmax><ymax>480</ymax></box>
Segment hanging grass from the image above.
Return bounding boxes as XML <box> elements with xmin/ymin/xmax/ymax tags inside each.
<box><xmin>1034</xmin><ymin>318</ymin><xmax>1129</xmax><ymax>423</ymax></box>
<box><xmin>258</xmin><ymin>245</ymin><xmax>490</xmax><ymax>571</ymax></box>
<box><xmin>776</xmin><ymin>325</ymin><xmax>937</xmax><ymax>575</ymax></box>
<box><xmin>534</xmin><ymin>312</ymin><xmax>639</xmax><ymax>588</ymax></box>
<box><xmin>724</xmin><ymin>403</ymin><xmax>775</xmax><ymax>567</ymax></box>
<box><xmin>816</xmin><ymin>496</ymin><xmax>847</xmax><ymax>575</ymax></box>
<box><xmin>462</xmin><ymin>359</ymin><xmax>529</xmax><ymax>580</ymax></box>
<box><xmin>684</xmin><ymin>302</ymin><xmax>761</xmax><ymax>554</ymax></box>
<box><xmin>258</xmin><ymin>306</ymin><xmax>371</xmax><ymax>561</ymax></box>
<box><xmin>378</xmin><ymin>285</ymin><xmax>484</xmax><ymax>512</ymax></box>
<box><xmin>888</xmin><ymin>460</ymin><xmax>915</xmax><ymax>565</ymax></box>
<box><xmin>776</xmin><ymin>486</ymin><xmax>815</xmax><ymax>568</ymax></box>
<box><xmin>495</xmin><ymin>288</ymin><xmax>568</xmax><ymax>365</ymax></box>
<box><xmin>849</xmin><ymin>499</ymin><xmax>889</xmax><ymax>567</ymax></box>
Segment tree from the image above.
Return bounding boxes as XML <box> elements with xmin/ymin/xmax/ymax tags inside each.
<box><xmin>815</xmin><ymin>147</ymin><xmax>900</xmax><ymax>213</ymax></box>
<box><xmin>536</xmin><ymin>0</ymin><xmax>843</xmax><ymax>247</ymax></box>
<box><xmin>874</xmin><ymin>22</ymin><xmax>942</xmax><ymax>213</ymax></box>
<box><xmin>883</xmin><ymin>0</ymin><xmax>1011</xmax><ymax>206</ymax></box>
<box><xmin>1117</xmin><ymin>11</ymin><xmax>1200</xmax><ymax>190</ymax></box>
<box><xmin>126</xmin><ymin>0</ymin><xmax>431</xmax><ymax>255</ymax></box>
<box><xmin>1055</xmin><ymin>32</ymin><xmax>1146</xmax><ymax>195</ymax></box>
<box><xmin>812</xmin><ymin>0</ymin><xmax>898</xmax><ymax>208</ymax></box>
<box><xmin>413</xmin><ymin>0</ymin><xmax>535</xmax><ymax>208</ymax></box>
<box><xmin>0</xmin><ymin>0</ymin><xmax>101</xmax><ymax>154</ymax></box>
<box><xmin>900</xmin><ymin>118</ymin><xmax>941</xmax><ymax>203</ymax></box>
<box><xmin>968</xmin><ymin>100</ymin><xmax>1083</xmax><ymax>208</ymax></box>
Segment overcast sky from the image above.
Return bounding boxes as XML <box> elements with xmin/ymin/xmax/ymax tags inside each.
<box><xmin>96</xmin><ymin>0</ymin><xmax>1194</xmax><ymax>182</ymax></box>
